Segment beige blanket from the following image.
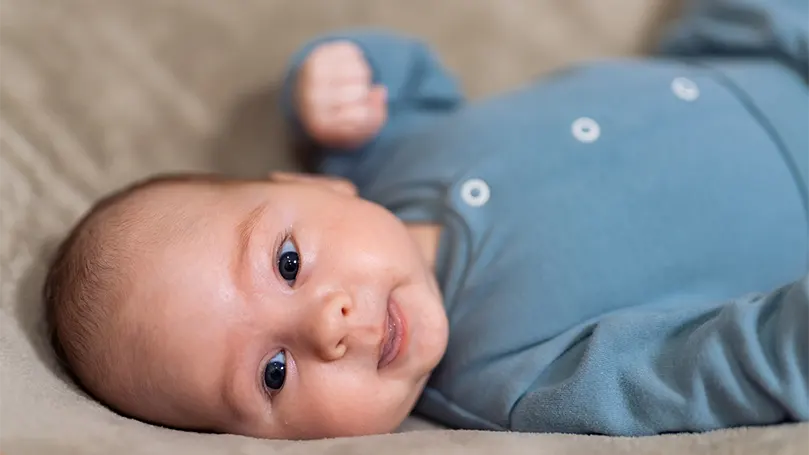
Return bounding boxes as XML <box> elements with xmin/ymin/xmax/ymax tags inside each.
<box><xmin>1</xmin><ymin>0</ymin><xmax>806</xmax><ymax>453</ymax></box>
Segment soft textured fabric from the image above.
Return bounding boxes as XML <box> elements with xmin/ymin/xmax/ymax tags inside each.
<box><xmin>280</xmin><ymin>0</ymin><xmax>809</xmax><ymax>436</ymax></box>
<box><xmin>4</xmin><ymin>0</ymin><xmax>809</xmax><ymax>453</ymax></box>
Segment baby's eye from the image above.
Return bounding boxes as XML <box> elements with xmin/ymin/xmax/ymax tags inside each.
<box><xmin>277</xmin><ymin>238</ymin><xmax>300</xmax><ymax>286</ymax></box>
<box><xmin>264</xmin><ymin>351</ymin><xmax>286</xmax><ymax>393</ymax></box>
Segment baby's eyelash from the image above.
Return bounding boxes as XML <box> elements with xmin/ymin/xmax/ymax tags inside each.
<box><xmin>273</xmin><ymin>227</ymin><xmax>293</xmax><ymax>261</ymax></box>
<box><xmin>274</xmin><ymin>227</ymin><xmax>303</xmax><ymax>286</ymax></box>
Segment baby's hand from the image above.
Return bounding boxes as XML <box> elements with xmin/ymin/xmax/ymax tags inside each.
<box><xmin>296</xmin><ymin>41</ymin><xmax>387</xmax><ymax>148</ymax></box>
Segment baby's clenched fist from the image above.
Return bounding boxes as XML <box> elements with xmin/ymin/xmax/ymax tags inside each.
<box><xmin>296</xmin><ymin>41</ymin><xmax>387</xmax><ymax>148</ymax></box>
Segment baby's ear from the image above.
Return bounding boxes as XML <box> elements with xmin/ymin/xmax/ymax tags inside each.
<box><xmin>268</xmin><ymin>172</ymin><xmax>358</xmax><ymax>197</ymax></box>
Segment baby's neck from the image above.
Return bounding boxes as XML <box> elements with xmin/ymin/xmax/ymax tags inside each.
<box><xmin>406</xmin><ymin>223</ymin><xmax>442</xmax><ymax>270</ymax></box>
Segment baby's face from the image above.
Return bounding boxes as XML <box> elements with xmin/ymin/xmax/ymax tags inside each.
<box><xmin>113</xmin><ymin>176</ymin><xmax>449</xmax><ymax>439</ymax></box>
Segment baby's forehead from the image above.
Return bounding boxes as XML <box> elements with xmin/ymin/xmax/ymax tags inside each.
<box><xmin>102</xmin><ymin>180</ymin><xmax>227</xmax><ymax>232</ymax></box>
<box><xmin>98</xmin><ymin>179</ymin><xmax>249</xmax><ymax>288</ymax></box>
<box><xmin>126</xmin><ymin>179</ymin><xmax>225</xmax><ymax>207</ymax></box>
<box><xmin>89</xmin><ymin>177</ymin><xmax>275</xmax><ymax>305</ymax></box>
<box><xmin>77</xmin><ymin>184</ymin><xmax>218</xmax><ymax>287</ymax></box>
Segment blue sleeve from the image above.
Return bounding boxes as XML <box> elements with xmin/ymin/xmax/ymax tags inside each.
<box><xmin>279</xmin><ymin>29</ymin><xmax>464</xmax><ymax>184</ymax></box>
<box><xmin>658</xmin><ymin>0</ymin><xmax>808</xmax><ymax>78</ymax></box>
<box><xmin>512</xmin><ymin>276</ymin><xmax>809</xmax><ymax>435</ymax></box>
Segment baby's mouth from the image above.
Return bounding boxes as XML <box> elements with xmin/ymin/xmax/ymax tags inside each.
<box><xmin>377</xmin><ymin>297</ymin><xmax>405</xmax><ymax>369</ymax></box>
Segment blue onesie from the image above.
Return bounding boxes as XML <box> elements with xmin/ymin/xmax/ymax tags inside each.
<box><xmin>281</xmin><ymin>0</ymin><xmax>809</xmax><ymax>436</ymax></box>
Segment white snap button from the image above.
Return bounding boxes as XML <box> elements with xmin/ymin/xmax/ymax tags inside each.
<box><xmin>671</xmin><ymin>77</ymin><xmax>699</xmax><ymax>101</ymax></box>
<box><xmin>460</xmin><ymin>178</ymin><xmax>490</xmax><ymax>207</ymax></box>
<box><xmin>571</xmin><ymin>117</ymin><xmax>600</xmax><ymax>143</ymax></box>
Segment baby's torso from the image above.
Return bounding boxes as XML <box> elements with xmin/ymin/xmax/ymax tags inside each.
<box><xmin>358</xmin><ymin>58</ymin><xmax>809</xmax><ymax>429</ymax></box>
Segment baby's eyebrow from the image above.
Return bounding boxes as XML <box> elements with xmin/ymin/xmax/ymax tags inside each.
<box><xmin>233</xmin><ymin>202</ymin><xmax>270</xmax><ymax>288</ymax></box>
<box><xmin>238</xmin><ymin>203</ymin><xmax>269</xmax><ymax>252</ymax></box>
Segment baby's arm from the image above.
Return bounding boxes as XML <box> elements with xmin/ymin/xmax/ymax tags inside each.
<box><xmin>280</xmin><ymin>30</ymin><xmax>463</xmax><ymax>184</ymax></box>
<box><xmin>512</xmin><ymin>276</ymin><xmax>808</xmax><ymax>435</ymax></box>
<box><xmin>659</xmin><ymin>0</ymin><xmax>808</xmax><ymax>78</ymax></box>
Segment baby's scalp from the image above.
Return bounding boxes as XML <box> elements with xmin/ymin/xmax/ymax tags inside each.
<box><xmin>43</xmin><ymin>175</ymin><xmax>236</xmax><ymax>420</ymax></box>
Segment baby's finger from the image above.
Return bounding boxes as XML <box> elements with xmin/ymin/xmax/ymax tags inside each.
<box><xmin>333</xmin><ymin>59</ymin><xmax>371</xmax><ymax>83</ymax></box>
<box><xmin>306</xmin><ymin>103</ymin><xmax>364</xmax><ymax>140</ymax></box>
<box><xmin>300</xmin><ymin>86</ymin><xmax>360</xmax><ymax>123</ymax></box>
<box><xmin>331</xmin><ymin>83</ymin><xmax>369</xmax><ymax>105</ymax></box>
<box><xmin>336</xmin><ymin>105</ymin><xmax>370</xmax><ymax>125</ymax></box>
<box><xmin>319</xmin><ymin>43</ymin><xmax>368</xmax><ymax>74</ymax></box>
<box><xmin>367</xmin><ymin>85</ymin><xmax>387</xmax><ymax>110</ymax></box>
<box><xmin>327</xmin><ymin>85</ymin><xmax>384</xmax><ymax>119</ymax></box>
<box><xmin>360</xmin><ymin>86</ymin><xmax>388</xmax><ymax>135</ymax></box>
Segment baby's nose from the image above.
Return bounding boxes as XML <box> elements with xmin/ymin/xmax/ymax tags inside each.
<box><xmin>308</xmin><ymin>291</ymin><xmax>353</xmax><ymax>361</ymax></box>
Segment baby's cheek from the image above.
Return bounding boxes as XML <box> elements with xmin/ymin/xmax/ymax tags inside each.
<box><xmin>290</xmin><ymin>374</ymin><xmax>410</xmax><ymax>438</ymax></box>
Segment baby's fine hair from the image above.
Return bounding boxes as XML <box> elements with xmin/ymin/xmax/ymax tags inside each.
<box><xmin>42</xmin><ymin>173</ymin><xmax>228</xmax><ymax>399</ymax></box>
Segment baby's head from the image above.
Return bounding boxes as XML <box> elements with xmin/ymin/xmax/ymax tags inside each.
<box><xmin>44</xmin><ymin>173</ymin><xmax>449</xmax><ymax>439</ymax></box>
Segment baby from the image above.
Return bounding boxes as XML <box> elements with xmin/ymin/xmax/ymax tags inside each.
<box><xmin>44</xmin><ymin>0</ymin><xmax>808</xmax><ymax>441</ymax></box>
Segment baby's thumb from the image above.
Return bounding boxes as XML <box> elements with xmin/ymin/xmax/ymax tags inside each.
<box><xmin>365</xmin><ymin>85</ymin><xmax>388</xmax><ymax>130</ymax></box>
